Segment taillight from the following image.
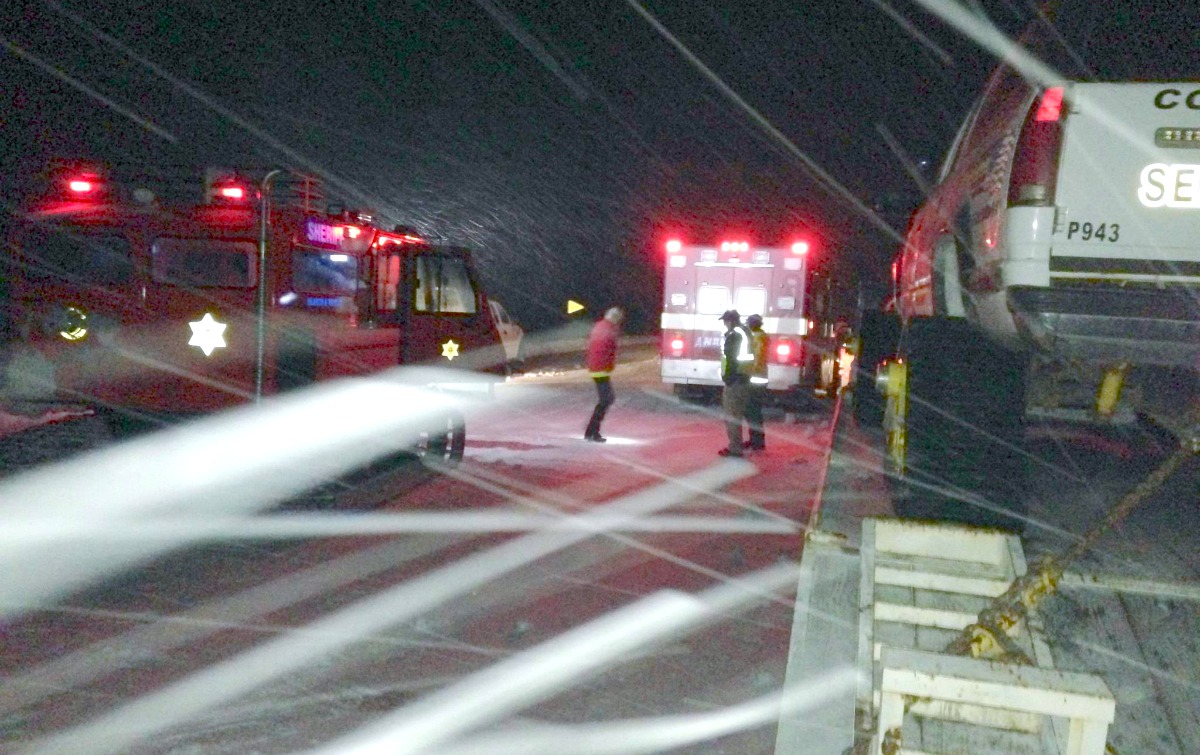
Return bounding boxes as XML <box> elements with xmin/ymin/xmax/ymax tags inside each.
<box><xmin>1008</xmin><ymin>86</ymin><xmax>1066</xmax><ymax>207</ymax></box>
<box><xmin>771</xmin><ymin>337</ymin><xmax>800</xmax><ymax>366</ymax></box>
<box><xmin>662</xmin><ymin>333</ymin><xmax>686</xmax><ymax>358</ymax></box>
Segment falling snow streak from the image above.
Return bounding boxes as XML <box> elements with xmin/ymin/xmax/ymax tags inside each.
<box><xmin>0</xmin><ymin>35</ymin><xmax>177</xmax><ymax>142</ymax></box>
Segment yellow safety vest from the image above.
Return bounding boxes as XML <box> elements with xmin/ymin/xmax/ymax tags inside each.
<box><xmin>749</xmin><ymin>329</ymin><xmax>768</xmax><ymax>384</ymax></box>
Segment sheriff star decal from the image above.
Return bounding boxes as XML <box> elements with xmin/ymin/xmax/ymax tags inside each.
<box><xmin>441</xmin><ymin>339</ymin><xmax>460</xmax><ymax>361</ymax></box>
<box><xmin>188</xmin><ymin>313</ymin><xmax>228</xmax><ymax>356</ymax></box>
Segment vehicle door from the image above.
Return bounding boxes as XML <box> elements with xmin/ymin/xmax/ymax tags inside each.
<box><xmin>391</xmin><ymin>246</ymin><xmax>505</xmax><ymax>373</ymax></box>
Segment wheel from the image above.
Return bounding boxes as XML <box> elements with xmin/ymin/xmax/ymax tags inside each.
<box><xmin>891</xmin><ymin>317</ymin><xmax>1028</xmax><ymax>531</ymax></box>
<box><xmin>851</xmin><ymin>310</ymin><xmax>899</xmax><ymax>427</ymax></box>
<box><xmin>418</xmin><ymin>411</ymin><xmax>466</xmax><ymax>467</ymax></box>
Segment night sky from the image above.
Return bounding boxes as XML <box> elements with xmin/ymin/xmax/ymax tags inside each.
<box><xmin>3</xmin><ymin>0</ymin><xmax>1197</xmax><ymax>332</ymax></box>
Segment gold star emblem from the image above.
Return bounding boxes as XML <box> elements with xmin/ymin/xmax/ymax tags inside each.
<box><xmin>188</xmin><ymin>313</ymin><xmax>228</xmax><ymax>357</ymax></box>
<box><xmin>441</xmin><ymin>339</ymin><xmax>460</xmax><ymax>361</ymax></box>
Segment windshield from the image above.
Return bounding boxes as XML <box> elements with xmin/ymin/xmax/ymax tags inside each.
<box><xmin>292</xmin><ymin>248</ymin><xmax>360</xmax><ymax>294</ymax></box>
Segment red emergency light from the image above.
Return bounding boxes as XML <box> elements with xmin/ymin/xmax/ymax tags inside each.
<box><xmin>1035</xmin><ymin>86</ymin><xmax>1064</xmax><ymax>122</ymax></box>
<box><xmin>376</xmin><ymin>232</ymin><xmax>424</xmax><ymax>247</ymax></box>
<box><xmin>62</xmin><ymin>172</ymin><xmax>107</xmax><ymax>201</ymax></box>
<box><xmin>665</xmin><ymin>239</ymin><xmax>682</xmax><ymax>253</ymax></box>
<box><xmin>775</xmin><ymin>341</ymin><xmax>792</xmax><ymax>360</ymax></box>
<box><xmin>720</xmin><ymin>241</ymin><xmax>750</xmax><ymax>253</ymax></box>
<box><xmin>208</xmin><ymin>177</ymin><xmax>252</xmax><ymax>204</ymax></box>
<box><xmin>791</xmin><ymin>241</ymin><xmax>810</xmax><ymax>255</ymax></box>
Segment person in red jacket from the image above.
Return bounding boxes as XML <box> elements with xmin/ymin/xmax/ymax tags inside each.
<box><xmin>584</xmin><ymin>307</ymin><xmax>624</xmax><ymax>442</ymax></box>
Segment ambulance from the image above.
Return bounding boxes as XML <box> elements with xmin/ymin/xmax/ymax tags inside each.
<box><xmin>660</xmin><ymin>238</ymin><xmax>842</xmax><ymax>406</ymax></box>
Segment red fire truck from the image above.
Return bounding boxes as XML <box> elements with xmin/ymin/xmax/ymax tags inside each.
<box><xmin>659</xmin><ymin>237</ymin><xmax>844</xmax><ymax>407</ymax></box>
<box><xmin>1</xmin><ymin>162</ymin><xmax>506</xmax><ymax>462</ymax></box>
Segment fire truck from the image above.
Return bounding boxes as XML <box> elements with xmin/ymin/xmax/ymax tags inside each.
<box><xmin>659</xmin><ymin>238</ymin><xmax>844</xmax><ymax>407</ymax></box>
<box><xmin>0</xmin><ymin>162</ymin><xmax>506</xmax><ymax>463</ymax></box>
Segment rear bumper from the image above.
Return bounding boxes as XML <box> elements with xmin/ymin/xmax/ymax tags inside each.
<box><xmin>1008</xmin><ymin>285</ymin><xmax>1200</xmax><ymax>366</ymax></box>
<box><xmin>661</xmin><ymin>358</ymin><xmax>803</xmax><ymax>390</ymax></box>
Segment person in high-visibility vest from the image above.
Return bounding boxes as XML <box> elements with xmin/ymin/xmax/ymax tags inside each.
<box><xmin>745</xmin><ymin>313</ymin><xmax>769</xmax><ymax>451</ymax></box>
<box><xmin>718</xmin><ymin>309</ymin><xmax>755</xmax><ymax>457</ymax></box>
<box><xmin>584</xmin><ymin>307</ymin><xmax>624</xmax><ymax>442</ymax></box>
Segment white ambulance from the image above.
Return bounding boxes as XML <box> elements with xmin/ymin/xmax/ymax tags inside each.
<box><xmin>660</xmin><ymin>238</ymin><xmax>842</xmax><ymax>405</ymax></box>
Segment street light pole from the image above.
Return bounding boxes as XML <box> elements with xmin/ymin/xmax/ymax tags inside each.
<box><xmin>255</xmin><ymin>169</ymin><xmax>283</xmax><ymax>403</ymax></box>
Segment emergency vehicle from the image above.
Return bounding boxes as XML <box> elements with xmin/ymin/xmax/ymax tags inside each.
<box><xmin>660</xmin><ymin>238</ymin><xmax>842</xmax><ymax>406</ymax></box>
<box><xmin>1</xmin><ymin>162</ymin><xmax>506</xmax><ymax>462</ymax></box>
<box><xmin>861</xmin><ymin>68</ymin><xmax>1200</xmax><ymax>528</ymax></box>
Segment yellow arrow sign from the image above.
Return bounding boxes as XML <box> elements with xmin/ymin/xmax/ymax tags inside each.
<box><xmin>566</xmin><ymin>300</ymin><xmax>585</xmax><ymax>315</ymax></box>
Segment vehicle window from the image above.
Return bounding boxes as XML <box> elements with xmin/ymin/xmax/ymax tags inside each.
<box><xmin>153</xmin><ymin>238</ymin><xmax>256</xmax><ymax>288</ymax></box>
<box><xmin>292</xmin><ymin>248</ymin><xmax>359</xmax><ymax>294</ymax></box>
<box><xmin>696</xmin><ymin>285</ymin><xmax>730</xmax><ymax>315</ymax></box>
<box><xmin>376</xmin><ymin>253</ymin><xmax>402</xmax><ymax>311</ymax></box>
<box><xmin>955</xmin><ymin>64</ymin><xmax>1032</xmax><ymax>168</ymax></box>
<box><xmin>414</xmin><ymin>255</ymin><xmax>478</xmax><ymax>315</ymax></box>
<box><xmin>937</xmin><ymin>96</ymin><xmax>984</xmax><ymax>183</ymax></box>
<box><xmin>734</xmin><ymin>287</ymin><xmax>767</xmax><ymax>317</ymax></box>
<box><xmin>19</xmin><ymin>228</ymin><xmax>133</xmax><ymax>285</ymax></box>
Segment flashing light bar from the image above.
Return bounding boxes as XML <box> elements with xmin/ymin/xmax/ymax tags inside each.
<box><xmin>720</xmin><ymin>241</ymin><xmax>750</xmax><ymax>253</ymax></box>
<box><xmin>376</xmin><ymin>232</ymin><xmax>425</xmax><ymax>247</ymax></box>
<box><xmin>68</xmin><ymin>179</ymin><xmax>96</xmax><ymax>194</ymax></box>
<box><xmin>219</xmin><ymin>186</ymin><xmax>245</xmax><ymax>200</ymax></box>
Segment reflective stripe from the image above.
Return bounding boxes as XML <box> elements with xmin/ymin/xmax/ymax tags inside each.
<box><xmin>750</xmin><ymin>376</ymin><xmax>769</xmax><ymax>384</ymax></box>
<box><xmin>734</xmin><ymin>326</ymin><xmax>754</xmax><ymax>362</ymax></box>
<box><xmin>720</xmin><ymin>326</ymin><xmax>754</xmax><ymax>374</ymax></box>
<box><xmin>661</xmin><ymin>312</ymin><xmax>808</xmax><ymax>335</ymax></box>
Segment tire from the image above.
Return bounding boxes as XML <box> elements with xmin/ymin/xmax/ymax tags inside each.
<box><xmin>851</xmin><ymin>310</ymin><xmax>899</xmax><ymax>427</ymax></box>
<box><xmin>418</xmin><ymin>411</ymin><xmax>466</xmax><ymax>467</ymax></box>
<box><xmin>892</xmin><ymin>317</ymin><xmax>1028</xmax><ymax>531</ymax></box>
